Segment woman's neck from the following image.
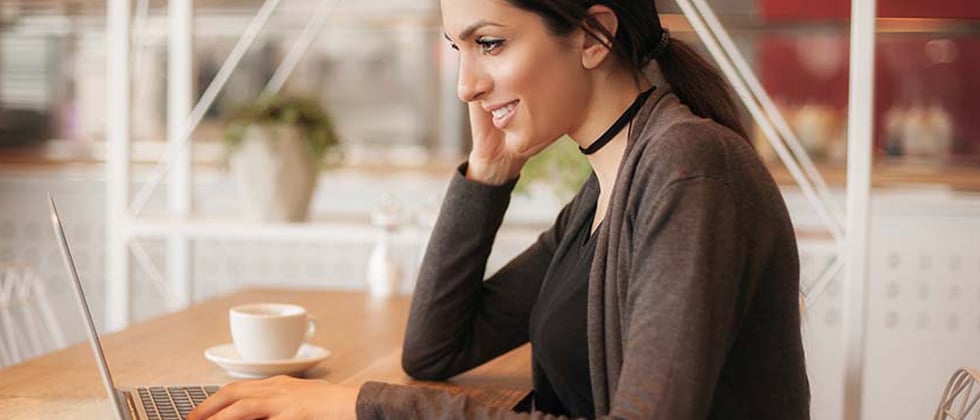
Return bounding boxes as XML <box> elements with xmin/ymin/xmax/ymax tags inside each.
<box><xmin>571</xmin><ymin>72</ymin><xmax>652</xmax><ymax>197</ymax></box>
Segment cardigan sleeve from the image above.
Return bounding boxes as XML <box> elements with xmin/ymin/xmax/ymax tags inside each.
<box><xmin>356</xmin><ymin>164</ymin><xmax>602</xmax><ymax>419</ymax></box>
<box><xmin>356</xmin><ymin>382</ymin><xmax>571</xmax><ymax>420</ymax></box>
<box><xmin>400</xmin><ymin>163</ymin><xmax>581</xmax><ymax>380</ymax></box>
<box><xmin>609</xmin><ymin>176</ymin><xmax>748</xmax><ymax>419</ymax></box>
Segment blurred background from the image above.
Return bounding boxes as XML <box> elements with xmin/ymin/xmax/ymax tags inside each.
<box><xmin>0</xmin><ymin>0</ymin><xmax>978</xmax><ymax>419</ymax></box>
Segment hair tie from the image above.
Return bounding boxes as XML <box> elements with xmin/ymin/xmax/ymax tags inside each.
<box><xmin>648</xmin><ymin>28</ymin><xmax>671</xmax><ymax>61</ymax></box>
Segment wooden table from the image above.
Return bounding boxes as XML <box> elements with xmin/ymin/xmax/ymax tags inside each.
<box><xmin>0</xmin><ymin>289</ymin><xmax>532</xmax><ymax>419</ymax></box>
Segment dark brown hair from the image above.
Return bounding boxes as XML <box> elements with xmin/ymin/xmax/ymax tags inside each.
<box><xmin>506</xmin><ymin>0</ymin><xmax>748</xmax><ymax>139</ymax></box>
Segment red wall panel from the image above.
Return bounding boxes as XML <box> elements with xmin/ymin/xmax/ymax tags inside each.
<box><xmin>757</xmin><ymin>0</ymin><xmax>980</xmax><ymax>158</ymax></box>
<box><xmin>759</xmin><ymin>36</ymin><xmax>980</xmax><ymax>156</ymax></box>
<box><xmin>760</xmin><ymin>0</ymin><xmax>980</xmax><ymax>20</ymax></box>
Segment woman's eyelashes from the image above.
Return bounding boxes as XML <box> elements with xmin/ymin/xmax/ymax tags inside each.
<box><xmin>475</xmin><ymin>37</ymin><xmax>505</xmax><ymax>54</ymax></box>
<box><xmin>444</xmin><ymin>36</ymin><xmax>504</xmax><ymax>55</ymax></box>
<box><xmin>443</xmin><ymin>33</ymin><xmax>459</xmax><ymax>51</ymax></box>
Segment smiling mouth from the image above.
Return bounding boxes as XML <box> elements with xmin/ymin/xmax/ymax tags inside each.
<box><xmin>491</xmin><ymin>101</ymin><xmax>518</xmax><ymax>120</ymax></box>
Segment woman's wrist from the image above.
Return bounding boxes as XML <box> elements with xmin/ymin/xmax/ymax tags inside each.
<box><xmin>465</xmin><ymin>155</ymin><xmax>525</xmax><ymax>186</ymax></box>
<box><xmin>336</xmin><ymin>383</ymin><xmax>361</xmax><ymax>419</ymax></box>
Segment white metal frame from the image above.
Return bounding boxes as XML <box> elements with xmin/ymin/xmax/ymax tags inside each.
<box><xmin>843</xmin><ymin>1</ymin><xmax>877</xmax><ymax>419</ymax></box>
<box><xmin>104</xmin><ymin>1</ymin><xmax>878</xmax><ymax>418</ymax></box>
<box><xmin>167</xmin><ymin>0</ymin><xmax>194</xmax><ymax>312</ymax></box>
<box><xmin>0</xmin><ymin>265</ymin><xmax>67</xmax><ymax>367</ymax></box>
<box><xmin>106</xmin><ymin>0</ymin><xmax>131</xmax><ymax>330</ymax></box>
<box><xmin>105</xmin><ymin>0</ymin><xmax>340</xmax><ymax>329</ymax></box>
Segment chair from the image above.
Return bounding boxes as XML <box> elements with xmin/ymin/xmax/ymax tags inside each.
<box><xmin>0</xmin><ymin>264</ymin><xmax>66</xmax><ymax>368</ymax></box>
<box><xmin>934</xmin><ymin>368</ymin><xmax>980</xmax><ymax>420</ymax></box>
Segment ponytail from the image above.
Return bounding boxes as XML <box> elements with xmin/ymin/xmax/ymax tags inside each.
<box><xmin>657</xmin><ymin>39</ymin><xmax>750</xmax><ymax>142</ymax></box>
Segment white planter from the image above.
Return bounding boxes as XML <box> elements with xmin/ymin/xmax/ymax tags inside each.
<box><xmin>230</xmin><ymin>124</ymin><xmax>318</xmax><ymax>222</ymax></box>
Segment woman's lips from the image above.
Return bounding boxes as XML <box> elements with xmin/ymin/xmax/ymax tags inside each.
<box><xmin>490</xmin><ymin>100</ymin><xmax>519</xmax><ymax>129</ymax></box>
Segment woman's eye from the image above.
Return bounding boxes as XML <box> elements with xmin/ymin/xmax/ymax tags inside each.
<box><xmin>475</xmin><ymin>37</ymin><xmax>504</xmax><ymax>54</ymax></box>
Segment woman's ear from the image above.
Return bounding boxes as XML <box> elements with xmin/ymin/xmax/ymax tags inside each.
<box><xmin>580</xmin><ymin>5</ymin><xmax>618</xmax><ymax>70</ymax></box>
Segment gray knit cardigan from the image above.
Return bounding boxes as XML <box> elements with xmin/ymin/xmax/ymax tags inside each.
<box><xmin>356</xmin><ymin>86</ymin><xmax>810</xmax><ymax>419</ymax></box>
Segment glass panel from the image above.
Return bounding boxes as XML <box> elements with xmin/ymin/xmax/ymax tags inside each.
<box><xmin>749</xmin><ymin>1</ymin><xmax>980</xmax><ymax>188</ymax></box>
<box><xmin>192</xmin><ymin>9</ymin><xmax>443</xmax><ymax>165</ymax></box>
<box><xmin>652</xmin><ymin>0</ymin><xmax>980</xmax><ymax>190</ymax></box>
<box><xmin>0</xmin><ymin>1</ymin><xmax>447</xmax><ymax>166</ymax></box>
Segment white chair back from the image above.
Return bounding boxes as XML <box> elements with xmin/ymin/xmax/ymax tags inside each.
<box><xmin>934</xmin><ymin>368</ymin><xmax>980</xmax><ymax>420</ymax></box>
<box><xmin>0</xmin><ymin>264</ymin><xmax>66</xmax><ymax>368</ymax></box>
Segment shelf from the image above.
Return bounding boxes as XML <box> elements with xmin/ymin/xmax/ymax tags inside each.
<box><xmin>125</xmin><ymin>215</ymin><xmax>545</xmax><ymax>243</ymax></box>
<box><xmin>660</xmin><ymin>14</ymin><xmax>980</xmax><ymax>35</ymax></box>
<box><xmin>128</xmin><ymin>216</ymin><xmax>380</xmax><ymax>242</ymax></box>
<box><xmin>0</xmin><ymin>139</ymin><xmax>460</xmax><ymax>177</ymax></box>
<box><xmin>6</xmin><ymin>145</ymin><xmax>979</xmax><ymax>192</ymax></box>
<box><xmin>768</xmin><ymin>160</ymin><xmax>980</xmax><ymax>192</ymax></box>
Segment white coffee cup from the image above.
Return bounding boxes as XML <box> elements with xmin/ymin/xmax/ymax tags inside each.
<box><xmin>229</xmin><ymin>303</ymin><xmax>316</xmax><ymax>361</ymax></box>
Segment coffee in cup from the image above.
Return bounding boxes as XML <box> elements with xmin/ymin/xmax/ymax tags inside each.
<box><xmin>229</xmin><ymin>303</ymin><xmax>316</xmax><ymax>361</ymax></box>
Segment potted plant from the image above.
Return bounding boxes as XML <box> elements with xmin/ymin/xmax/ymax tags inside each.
<box><xmin>515</xmin><ymin>135</ymin><xmax>592</xmax><ymax>201</ymax></box>
<box><xmin>224</xmin><ymin>95</ymin><xmax>340</xmax><ymax>222</ymax></box>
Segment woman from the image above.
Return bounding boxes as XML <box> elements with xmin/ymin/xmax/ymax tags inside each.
<box><xmin>189</xmin><ymin>0</ymin><xmax>810</xmax><ymax>417</ymax></box>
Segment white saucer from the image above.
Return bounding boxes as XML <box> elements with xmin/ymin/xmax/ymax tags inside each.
<box><xmin>204</xmin><ymin>343</ymin><xmax>330</xmax><ymax>378</ymax></box>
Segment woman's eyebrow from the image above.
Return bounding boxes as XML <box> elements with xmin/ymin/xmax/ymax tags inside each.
<box><xmin>449</xmin><ymin>20</ymin><xmax>504</xmax><ymax>42</ymax></box>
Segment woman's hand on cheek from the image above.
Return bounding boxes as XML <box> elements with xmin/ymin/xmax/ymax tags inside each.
<box><xmin>186</xmin><ymin>375</ymin><xmax>358</xmax><ymax>420</ymax></box>
<box><xmin>465</xmin><ymin>101</ymin><xmax>528</xmax><ymax>186</ymax></box>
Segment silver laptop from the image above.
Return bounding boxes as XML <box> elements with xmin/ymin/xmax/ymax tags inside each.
<box><xmin>49</xmin><ymin>195</ymin><xmax>220</xmax><ymax>420</ymax></box>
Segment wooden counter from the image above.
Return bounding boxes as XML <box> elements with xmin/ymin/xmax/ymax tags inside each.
<box><xmin>0</xmin><ymin>288</ymin><xmax>532</xmax><ymax>419</ymax></box>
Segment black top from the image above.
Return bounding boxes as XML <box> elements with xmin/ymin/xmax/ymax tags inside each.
<box><xmin>528</xmin><ymin>206</ymin><xmax>599</xmax><ymax>417</ymax></box>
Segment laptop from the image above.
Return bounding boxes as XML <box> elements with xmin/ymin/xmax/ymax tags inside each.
<box><xmin>48</xmin><ymin>195</ymin><xmax>221</xmax><ymax>420</ymax></box>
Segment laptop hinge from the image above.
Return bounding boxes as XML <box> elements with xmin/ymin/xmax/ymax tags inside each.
<box><xmin>121</xmin><ymin>390</ymin><xmax>139</xmax><ymax>420</ymax></box>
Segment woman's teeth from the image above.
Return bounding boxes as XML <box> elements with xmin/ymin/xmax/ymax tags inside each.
<box><xmin>492</xmin><ymin>102</ymin><xmax>517</xmax><ymax>119</ymax></box>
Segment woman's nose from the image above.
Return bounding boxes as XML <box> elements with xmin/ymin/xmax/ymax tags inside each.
<box><xmin>457</xmin><ymin>56</ymin><xmax>490</xmax><ymax>103</ymax></box>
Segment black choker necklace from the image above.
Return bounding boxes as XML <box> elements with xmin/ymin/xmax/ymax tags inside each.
<box><xmin>579</xmin><ymin>87</ymin><xmax>655</xmax><ymax>155</ymax></box>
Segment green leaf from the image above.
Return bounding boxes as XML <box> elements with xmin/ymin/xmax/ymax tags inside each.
<box><xmin>222</xmin><ymin>94</ymin><xmax>341</xmax><ymax>166</ymax></box>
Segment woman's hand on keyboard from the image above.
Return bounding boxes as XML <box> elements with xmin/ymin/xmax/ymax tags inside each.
<box><xmin>187</xmin><ymin>375</ymin><xmax>358</xmax><ymax>420</ymax></box>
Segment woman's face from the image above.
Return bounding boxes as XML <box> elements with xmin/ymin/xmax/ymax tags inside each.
<box><xmin>441</xmin><ymin>0</ymin><xmax>590</xmax><ymax>156</ymax></box>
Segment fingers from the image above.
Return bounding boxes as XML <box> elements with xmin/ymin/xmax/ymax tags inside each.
<box><xmin>187</xmin><ymin>379</ymin><xmax>269</xmax><ymax>420</ymax></box>
<box><xmin>204</xmin><ymin>399</ymin><xmax>270</xmax><ymax>420</ymax></box>
<box><xmin>186</xmin><ymin>384</ymin><xmax>234</xmax><ymax>420</ymax></box>
<box><xmin>467</xmin><ymin>102</ymin><xmax>494</xmax><ymax>154</ymax></box>
<box><xmin>188</xmin><ymin>377</ymin><xmax>355</xmax><ymax>420</ymax></box>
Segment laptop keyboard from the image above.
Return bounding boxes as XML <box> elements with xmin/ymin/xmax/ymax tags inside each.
<box><xmin>137</xmin><ymin>386</ymin><xmax>220</xmax><ymax>420</ymax></box>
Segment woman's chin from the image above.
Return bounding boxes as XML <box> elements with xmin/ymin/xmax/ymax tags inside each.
<box><xmin>506</xmin><ymin>133</ymin><xmax>555</xmax><ymax>159</ymax></box>
<box><xmin>503</xmin><ymin>133</ymin><xmax>530</xmax><ymax>156</ymax></box>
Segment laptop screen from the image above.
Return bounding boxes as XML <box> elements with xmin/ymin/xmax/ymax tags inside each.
<box><xmin>48</xmin><ymin>195</ymin><xmax>129</xmax><ymax>420</ymax></box>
